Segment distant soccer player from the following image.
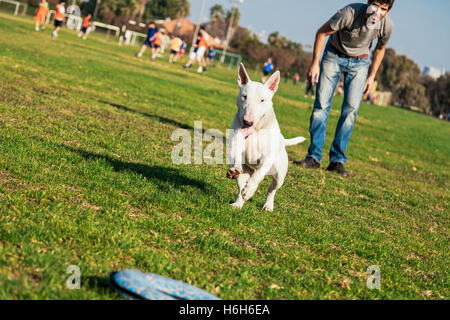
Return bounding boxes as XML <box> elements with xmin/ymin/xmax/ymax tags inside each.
<box><xmin>262</xmin><ymin>57</ymin><xmax>274</xmax><ymax>83</ymax></box>
<box><xmin>169</xmin><ymin>34</ymin><xmax>182</xmax><ymax>63</ymax></box>
<box><xmin>207</xmin><ymin>46</ymin><xmax>216</xmax><ymax>67</ymax></box>
<box><xmin>137</xmin><ymin>22</ymin><xmax>157</xmax><ymax>58</ymax></box>
<box><xmin>185</xmin><ymin>26</ymin><xmax>209</xmax><ymax>73</ymax></box>
<box><xmin>178</xmin><ymin>40</ymin><xmax>187</xmax><ymax>63</ymax></box>
<box><xmin>34</xmin><ymin>0</ymin><xmax>49</xmax><ymax>32</ymax></box>
<box><xmin>150</xmin><ymin>29</ymin><xmax>163</xmax><ymax>61</ymax></box>
<box><xmin>52</xmin><ymin>1</ymin><xmax>66</xmax><ymax>38</ymax></box>
<box><xmin>78</xmin><ymin>13</ymin><xmax>92</xmax><ymax>40</ymax></box>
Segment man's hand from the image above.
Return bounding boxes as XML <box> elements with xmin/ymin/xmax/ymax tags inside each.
<box><xmin>308</xmin><ymin>62</ymin><xmax>320</xmax><ymax>86</ymax></box>
<box><xmin>364</xmin><ymin>76</ymin><xmax>375</xmax><ymax>95</ymax></box>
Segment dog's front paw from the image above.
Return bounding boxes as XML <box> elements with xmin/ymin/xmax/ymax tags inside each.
<box><xmin>262</xmin><ymin>203</ymin><xmax>274</xmax><ymax>212</ymax></box>
<box><xmin>242</xmin><ymin>183</ymin><xmax>257</xmax><ymax>201</ymax></box>
<box><xmin>227</xmin><ymin>167</ymin><xmax>242</xmax><ymax>179</ymax></box>
<box><xmin>230</xmin><ymin>201</ymin><xmax>244</xmax><ymax>210</ymax></box>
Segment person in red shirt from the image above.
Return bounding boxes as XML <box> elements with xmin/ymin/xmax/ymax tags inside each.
<box><xmin>34</xmin><ymin>0</ymin><xmax>49</xmax><ymax>32</ymax></box>
<box><xmin>78</xmin><ymin>13</ymin><xmax>92</xmax><ymax>40</ymax></box>
<box><xmin>52</xmin><ymin>1</ymin><xmax>66</xmax><ymax>38</ymax></box>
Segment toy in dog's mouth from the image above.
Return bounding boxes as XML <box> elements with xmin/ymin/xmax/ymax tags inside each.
<box><xmin>241</xmin><ymin>127</ymin><xmax>256</xmax><ymax>139</ymax></box>
<box><xmin>240</xmin><ymin>114</ymin><xmax>265</xmax><ymax>139</ymax></box>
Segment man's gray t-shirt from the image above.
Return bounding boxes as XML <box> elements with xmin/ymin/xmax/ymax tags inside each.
<box><xmin>328</xmin><ymin>3</ymin><xmax>393</xmax><ymax>57</ymax></box>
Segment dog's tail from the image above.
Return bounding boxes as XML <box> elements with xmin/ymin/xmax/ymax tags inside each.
<box><xmin>284</xmin><ymin>137</ymin><xmax>306</xmax><ymax>147</ymax></box>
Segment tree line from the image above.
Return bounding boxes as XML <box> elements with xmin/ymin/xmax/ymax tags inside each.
<box><xmin>24</xmin><ymin>0</ymin><xmax>448</xmax><ymax>119</ymax></box>
<box><xmin>210</xmin><ymin>4</ymin><xmax>448</xmax><ymax>120</ymax></box>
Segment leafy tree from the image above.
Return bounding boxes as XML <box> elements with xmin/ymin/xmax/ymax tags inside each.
<box><xmin>268</xmin><ymin>32</ymin><xmax>287</xmax><ymax>49</ymax></box>
<box><xmin>147</xmin><ymin>0</ymin><xmax>190</xmax><ymax>20</ymax></box>
<box><xmin>226</xmin><ymin>7</ymin><xmax>240</xmax><ymax>28</ymax></box>
<box><xmin>376</xmin><ymin>49</ymin><xmax>429</xmax><ymax>111</ymax></box>
<box><xmin>210</xmin><ymin>4</ymin><xmax>225</xmax><ymax>21</ymax></box>
<box><xmin>423</xmin><ymin>75</ymin><xmax>450</xmax><ymax>117</ymax></box>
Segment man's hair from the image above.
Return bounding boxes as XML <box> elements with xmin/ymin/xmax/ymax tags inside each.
<box><xmin>369</xmin><ymin>0</ymin><xmax>395</xmax><ymax>9</ymax></box>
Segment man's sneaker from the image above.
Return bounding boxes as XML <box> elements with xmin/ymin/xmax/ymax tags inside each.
<box><xmin>184</xmin><ymin>64</ymin><xmax>192</xmax><ymax>69</ymax></box>
<box><xmin>203</xmin><ymin>67</ymin><xmax>207</xmax><ymax>72</ymax></box>
<box><xmin>136</xmin><ymin>52</ymin><xmax>143</xmax><ymax>58</ymax></box>
<box><xmin>326</xmin><ymin>162</ymin><xmax>349</xmax><ymax>177</ymax></box>
<box><xmin>52</xmin><ymin>31</ymin><xmax>58</xmax><ymax>38</ymax></box>
<box><xmin>294</xmin><ymin>157</ymin><xmax>320</xmax><ymax>169</ymax></box>
<box><xmin>197</xmin><ymin>67</ymin><xmax>203</xmax><ymax>73</ymax></box>
<box><xmin>35</xmin><ymin>27</ymin><xmax>39</xmax><ymax>32</ymax></box>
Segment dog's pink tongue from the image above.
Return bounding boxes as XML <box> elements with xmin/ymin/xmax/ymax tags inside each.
<box><xmin>241</xmin><ymin>127</ymin><xmax>255</xmax><ymax>139</ymax></box>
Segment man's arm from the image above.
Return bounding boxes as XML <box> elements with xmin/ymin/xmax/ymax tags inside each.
<box><xmin>364</xmin><ymin>40</ymin><xmax>386</xmax><ymax>94</ymax></box>
<box><xmin>308</xmin><ymin>22</ymin><xmax>336</xmax><ymax>86</ymax></box>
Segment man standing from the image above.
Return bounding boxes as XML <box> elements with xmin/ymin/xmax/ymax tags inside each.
<box><xmin>34</xmin><ymin>0</ymin><xmax>49</xmax><ymax>32</ymax></box>
<box><xmin>169</xmin><ymin>34</ymin><xmax>183</xmax><ymax>63</ymax></box>
<box><xmin>295</xmin><ymin>0</ymin><xmax>394</xmax><ymax>177</ymax></box>
<box><xmin>52</xmin><ymin>1</ymin><xmax>66</xmax><ymax>38</ymax></box>
<box><xmin>137</xmin><ymin>22</ymin><xmax>157</xmax><ymax>58</ymax></box>
<box><xmin>262</xmin><ymin>57</ymin><xmax>274</xmax><ymax>83</ymax></box>
<box><xmin>185</xmin><ymin>26</ymin><xmax>209</xmax><ymax>73</ymax></box>
<box><xmin>78</xmin><ymin>13</ymin><xmax>92</xmax><ymax>40</ymax></box>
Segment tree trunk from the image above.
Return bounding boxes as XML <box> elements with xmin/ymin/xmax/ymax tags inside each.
<box><xmin>93</xmin><ymin>0</ymin><xmax>101</xmax><ymax>19</ymax></box>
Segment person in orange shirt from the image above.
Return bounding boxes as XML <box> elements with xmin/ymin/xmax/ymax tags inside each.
<box><xmin>169</xmin><ymin>34</ymin><xmax>183</xmax><ymax>63</ymax></box>
<box><xmin>150</xmin><ymin>29</ymin><xmax>163</xmax><ymax>61</ymax></box>
<box><xmin>34</xmin><ymin>0</ymin><xmax>49</xmax><ymax>32</ymax></box>
<box><xmin>78</xmin><ymin>13</ymin><xmax>92</xmax><ymax>40</ymax></box>
<box><xmin>52</xmin><ymin>1</ymin><xmax>66</xmax><ymax>38</ymax></box>
<box><xmin>185</xmin><ymin>26</ymin><xmax>209</xmax><ymax>73</ymax></box>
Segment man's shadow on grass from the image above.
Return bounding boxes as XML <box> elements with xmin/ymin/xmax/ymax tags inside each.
<box><xmin>61</xmin><ymin>144</ymin><xmax>210</xmax><ymax>192</ymax></box>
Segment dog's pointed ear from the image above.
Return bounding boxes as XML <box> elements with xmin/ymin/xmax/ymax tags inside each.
<box><xmin>265</xmin><ymin>71</ymin><xmax>280</xmax><ymax>93</ymax></box>
<box><xmin>238</xmin><ymin>63</ymin><xmax>250</xmax><ymax>87</ymax></box>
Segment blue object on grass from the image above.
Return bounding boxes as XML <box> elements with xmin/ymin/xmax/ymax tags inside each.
<box><xmin>110</xmin><ymin>269</ymin><xmax>220</xmax><ymax>300</ymax></box>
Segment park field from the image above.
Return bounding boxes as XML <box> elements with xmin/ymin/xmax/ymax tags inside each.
<box><xmin>0</xmin><ymin>13</ymin><xmax>449</xmax><ymax>300</ymax></box>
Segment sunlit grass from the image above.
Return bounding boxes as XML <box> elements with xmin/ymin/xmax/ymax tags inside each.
<box><xmin>0</xmin><ymin>13</ymin><xmax>448</xmax><ymax>300</ymax></box>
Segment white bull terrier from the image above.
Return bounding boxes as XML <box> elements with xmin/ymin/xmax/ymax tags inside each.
<box><xmin>227</xmin><ymin>63</ymin><xmax>306</xmax><ymax>211</ymax></box>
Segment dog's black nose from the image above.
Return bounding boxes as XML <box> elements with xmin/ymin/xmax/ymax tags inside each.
<box><xmin>243</xmin><ymin>120</ymin><xmax>253</xmax><ymax>128</ymax></box>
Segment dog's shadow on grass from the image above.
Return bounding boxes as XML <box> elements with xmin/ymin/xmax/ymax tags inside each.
<box><xmin>61</xmin><ymin>144</ymin><xmax>211</xmax><ymax>193</ymax></box>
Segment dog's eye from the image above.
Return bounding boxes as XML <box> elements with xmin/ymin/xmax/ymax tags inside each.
<box><xmin>242</xmin><ymin>94</ymin><xmax>247</xmax><ymax>100</ymax></box>
<box><xmin>261</xmin><ymin>99</ymin><xmax>265</xmax><ymax>103</ymax></box>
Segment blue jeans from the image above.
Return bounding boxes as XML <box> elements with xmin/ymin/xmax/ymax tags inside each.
<box><xmin>307</xmin><ymin>46</ymin><xmax>370</xmax><ymax>163</ymax></box>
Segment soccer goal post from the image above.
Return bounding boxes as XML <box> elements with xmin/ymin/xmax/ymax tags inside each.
<box><xmin>213</xmin><ymin>50</ymin><xmax>242</xmax><ymax>69</ymax></box>
<box><xmin>90</xmin><ymin>22</ymin><xmax>120</xmax><ymax>39</ymax></box>
<box><xmin>0</xmin><ymin>0</ymin><xmax>27</xmax><ymax>16</ymax></box>
<box><xmin>122</xmin><ymin>30</ymin><xmax>147</xmax><ymax>46</ymax></box>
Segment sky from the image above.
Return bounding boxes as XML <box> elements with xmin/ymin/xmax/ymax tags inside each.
<box><xmin>188</xmin><ymin>0</ymin><xmax>450</xmax><ymax>71</ymax></box>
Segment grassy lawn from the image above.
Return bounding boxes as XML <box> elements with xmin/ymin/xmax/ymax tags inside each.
<box><xmin>0</xmin><ymin>13</ymin><xmax>448</xmax><ymax>300</ymax></box>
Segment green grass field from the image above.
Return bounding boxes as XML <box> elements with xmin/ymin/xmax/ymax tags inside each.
<box><xmin>0</xmin><ymin>13</ymin><xmax>449</xmax><ymax>300</ymax></box>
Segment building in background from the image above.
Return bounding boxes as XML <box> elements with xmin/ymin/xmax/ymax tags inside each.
<box><xmin>422</xmin><ymin>66</ymin><xmax>446</xmax><ymax>79</ymax></box>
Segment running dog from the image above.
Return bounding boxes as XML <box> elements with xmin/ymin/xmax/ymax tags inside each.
<box><xmin>227</xmin><ymin>63</ymin><xmax>306</xmax><ymax>211</ymax></box>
